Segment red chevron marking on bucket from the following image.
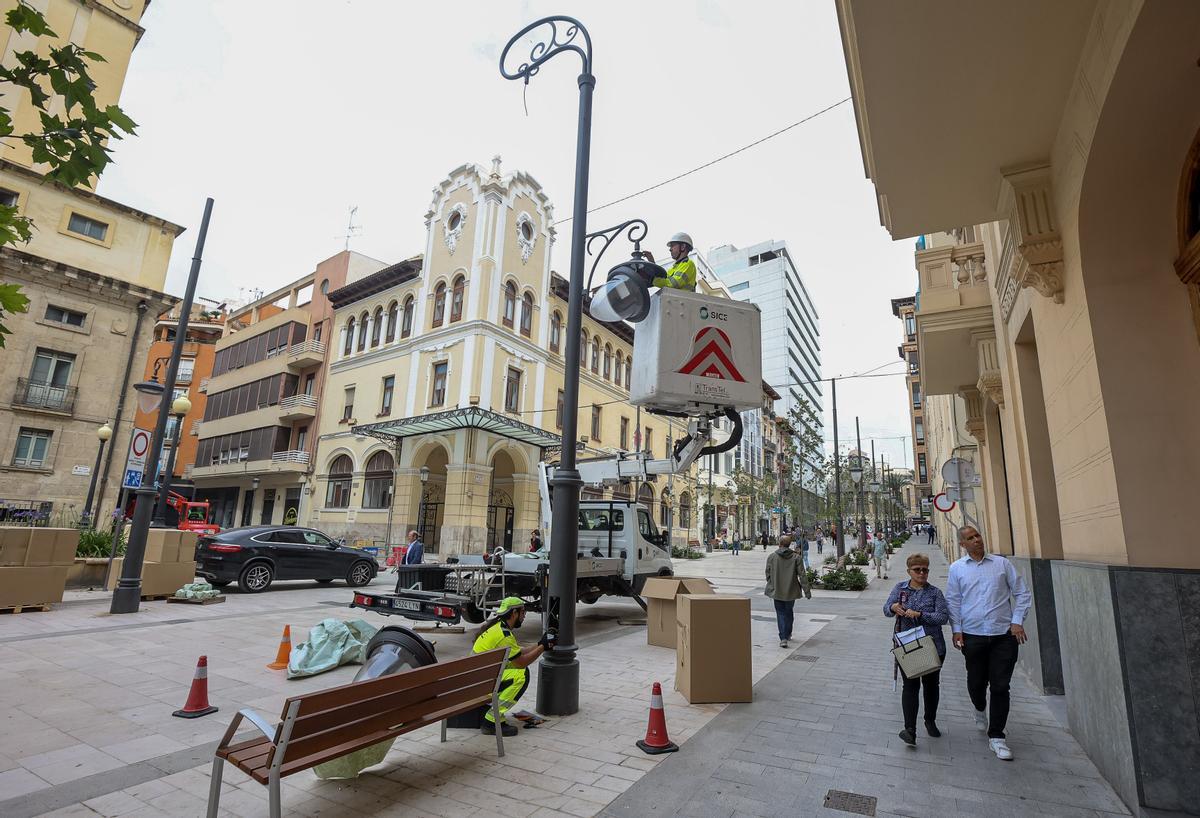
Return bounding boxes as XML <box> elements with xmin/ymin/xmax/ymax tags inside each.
<box><xmin>678</xmin><ymin>326</ymin><xmax>746</xmax><ymax>382</ymax></box>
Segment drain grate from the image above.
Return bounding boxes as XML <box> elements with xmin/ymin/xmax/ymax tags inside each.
<box><xmin>823</xmin><ymin>789</ymin><xmax>877</xmax><ymax>816</ymax></box>
<box><xmin>787</xmin><ymin>653</ymin><xmax>819</xmax><ymax>662</ymax></box>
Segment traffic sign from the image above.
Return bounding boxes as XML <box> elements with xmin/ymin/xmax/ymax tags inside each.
<box><xmin>126</xmin><ymin>428</ymin><xmax>151</xmax><ymax>471</ymax></box>
<box><xmin>940</xmin><ymin>457</ymin><xmax>976</xmax><ymax>486</ymax></box>
<box><xmin>947</xmin><ymin>486</ymin><xmax>975</xmax><ymax>504</ymax></box>
<box><xmin>123</xmin><ymin>469</ymin><xmax>143</xmax><ymax>489</ymax></box>
<box><xmin>932</xmin><ymin>492</ymin><xmax>956</xmax><ymax>513</ymax></box>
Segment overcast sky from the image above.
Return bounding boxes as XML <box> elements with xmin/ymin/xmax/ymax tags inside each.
<box><xmin>97</xmin><ymin>0</ymin><xmax>918</xmax><ymax>471</ymax></box>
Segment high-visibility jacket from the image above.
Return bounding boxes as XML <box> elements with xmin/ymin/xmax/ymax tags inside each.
<box><xmin>652</xmin><ymin>257</ymin><xmax>697</xmax><ymax>291</ymax></box>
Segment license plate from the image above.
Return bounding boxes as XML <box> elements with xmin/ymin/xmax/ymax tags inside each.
<box><xmin>390</xmin><ymin>599</ymin><xmax>421</xmax><ymax>612</ymax></box>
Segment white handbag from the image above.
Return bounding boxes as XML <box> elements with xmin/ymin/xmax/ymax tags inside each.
<box><xmin>892</xmin><ymin>632</ymin><xmax>942</xmax><ymax>678</ymax></box>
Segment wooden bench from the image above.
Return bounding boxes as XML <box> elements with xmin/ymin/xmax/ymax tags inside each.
<box><xmin>206</xmin><ymin>647</ymin><xmax>509</xmax><ymax>818</ymax></box>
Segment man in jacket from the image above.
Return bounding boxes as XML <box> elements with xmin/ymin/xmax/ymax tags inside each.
<box><xmin>765</xmin><ymin>535</ymin><xmax>811</xmax><ymax>648</ymax></box>
<box><xmin>642</xmin><ymin>232</ymin><xmax>698</xmax><ymax>291</ymax></box>
<box><xmin>402</xmin><ymin>530</ymin><xmax>424</xmax><ymax>565</ymax></box>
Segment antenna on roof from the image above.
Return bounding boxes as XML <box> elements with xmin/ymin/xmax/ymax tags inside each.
<box><xmin>337</xmin><ymin>206</ymin><xmax>362</xmax><ymax>250</ymax></box>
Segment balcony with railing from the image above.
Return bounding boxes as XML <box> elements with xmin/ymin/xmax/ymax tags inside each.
<box><xmin>913</xmin><ymin>239</ymin><xmax>994</xmax><ymax>395</ymax></box>
<box><xmin>286</xmin><ymin>339</ymin><xmax>326</xmax><ymax>369</ymax></box>
<box><xmin>13</xmin><ymin>378</ymin><xmax>76</xmax><ymax>414</ymax></box>
<box><xmin>191</xmin><ymin>448</ymin><xmax>311</xmax><ymax>479</ymax></box>
<box><xmin>272</xmin><ymin>450</ymin><xmax>310</xmax><ymax>465</ymax></box>
<box><xmin>279</xmin><ymin>393</ymin><xmax>318</xmax><ymax>421</ymax></box>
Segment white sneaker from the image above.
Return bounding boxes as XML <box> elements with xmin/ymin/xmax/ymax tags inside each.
<box><xmin>989</xmin><ymin>738</ymin><xmax>1013</xmax><ymax>760</ymax></box>
<box><xmin>974</xmin><ymin>710</ymin><xmax>987</xmax><ymax>731</ymax></box>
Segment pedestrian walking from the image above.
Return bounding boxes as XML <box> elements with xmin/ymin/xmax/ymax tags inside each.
<box><xmin>927</xmin><ymin>525</ymin><xmax>935</xmax><ymax>544</ymax></box>
<box><xmin>884</xmin><ymin>552</ymin><xmax>949</xmax><ymax>746</ymax></box>
<box><xmin>529</xmin><ymin>529</ymin><xmax>543</xmax><ymax>553</ymax></box>
<box><xmin>765</xmin><ymin>535</ymin><xmax>811</xmax><ymax>648</ymax></box>
<box><xmin>872</xmin><ymin>532</ymin><xmax>889</xmax><ymax>579</ymax></box>
<box><xmin>402</xmin><ymin>530</ymin><xmax>424</xmax><ymax>565</ymax></box>
<box><xmin>946</xmin><ymin>525</ymin><xmax>1032</xmax><ymax>761</ymax></box>
<box><xmin>800</xmin><ymin>536</ymin><xmax>811</xmax><ymax>572</ymax></box>
<box><xmin>817</xmin><ymin>528</ymin><xmax>824</xmax><ymax>555</ymax></box>
<box><xmin>730</xmin><ymin>528</ymin><xmax>740</xmax><ymax>556</ymax></box>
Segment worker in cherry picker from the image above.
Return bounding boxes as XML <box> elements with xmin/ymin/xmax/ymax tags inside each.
<box><xmin>643</xmin><ymin>231</ymin><xmax>698</xmax><ymax>291</ymax></box>
<box><xmin>472</xmin><ymin>597</ymin><xmax>556</xmax><ymax>736</ymax></box>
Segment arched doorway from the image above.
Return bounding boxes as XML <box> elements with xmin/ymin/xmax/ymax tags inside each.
<box><xmin>416</xmin><ymin>445</ymin><xmax>448</xmax><ymax>551</ymax></box>
<box><xmin>487</xmin><ymin>450</ymin><xmax>516</xmax><ymax>552</ymax></box>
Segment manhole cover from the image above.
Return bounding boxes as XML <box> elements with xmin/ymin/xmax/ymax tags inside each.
<box><xmin>787</xmin><ymin>654</ymin><xmax>819</xmax><ymax>662</ymax></box>
<box><xmin>824</xmin><ymin>789</ymin><xmax>876</xmax><ymax>816</ymax></box>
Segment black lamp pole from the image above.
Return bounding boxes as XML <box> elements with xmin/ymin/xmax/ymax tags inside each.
<box><xmin>81</xmin><ymin>423</ymin><xmax>111</xmax><ymax>528</ymax></box>
<box><xmin>111</xmin><ymin>198</ymin><xmax>213</xmax><ymax>614</ymax></box>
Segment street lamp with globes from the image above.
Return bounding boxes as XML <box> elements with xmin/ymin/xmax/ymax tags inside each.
<box><xmin>81</xmin><ymin>422</ymin><xmax>113</xmax><ymax>528</ymax></box>
<box><xmin>155</xmin><ymin>394</ymin><xmax>192</xmax><ymax>526</ymax></box>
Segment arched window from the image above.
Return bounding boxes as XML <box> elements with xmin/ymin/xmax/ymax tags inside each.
<box><xmin>591</xmin><ymin>338</ymin><xmax>600</xmax><ymax>373</ymax></box>
<box><xmin>502</xmin><ymin>282</ymin><xmax>517</xmax><ymax>328</ymax></box>
<box><xmin>614</xmin><ymin>351</ymin><xmax>624</xmax><ymax>386</ymax></box>
<box><xmin>432</xmin><ymin>283</ymin><xmax>447</xmax><ymax>328</ymax></box>
<box><xmin>581</xmin><ymin>331</ymin><xmax>589</xmax><ymax>366</ymax></box>
<box><xmin>371</xmin><ymin>307</ymin><xmax>383</xmax><ymax>347</ymax></box>
<box><xmin>326</xmin><ymin>455</ymin><xmax>353</xmax><ymax>508</ymax></box>
<box><xmin>660</xmin><ymin>496</ymin><xmax>670</xmax><ymax>529</ymax></box>
<box><xmin>401</xmin><ymin>296</ymin><xmax>414</xmax><ymax>338</ymax></box>
<box><xmin>603</xmin><ymin>344</ymin><xmax>612</xmax><ymax>380</ymax></box>
<box><xmin>625</xmin><ymin>360</ymin><xmax>632</xmax><ymax>390</ymax></box>
<box><xmin>520</xmin><ymin>292</ymin><xmax>533</xmax><ymax>337</ymax></box>
<box><xmin>679</xmin><ymin>492</ymin><xmax>692</xmax><ymax>530</ymax></box>
<box><xmin>344</xmin><ymin>317</ymin><xmax>355</xmax><ymax>355</ymax></box>
<box><xmin>385</xmin><ymin>301</ymin><xmax>398</xmax><ymax>343</ymax></box>
<box><xmin>357</xmin><ymin>311</ymin><xmax>368</xmax><ymax>351</ymax></box>
<box><xmin>362</xmin><ymin>450</ymin><xmax>394</xmax><ymax>509</ymax></box>
<box><xmin>550</xmin><ymin>311</ymin><xmax>562</xmax><ymax>353</ymax></box>
<box><xmin>450</xmin><ymin>275</ymin><xmax>465</xmax><ymax>322</ymax></box>
<box><xmin>637</xmin><ymin>483</ymin><xmax>654</xmax><ymax>513</ymax></box>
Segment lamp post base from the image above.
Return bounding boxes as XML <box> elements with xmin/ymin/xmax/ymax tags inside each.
<box><xmin>536</xmin><ymin>653</ymin><xmax>579</xmax><ymax>716</ymax></box>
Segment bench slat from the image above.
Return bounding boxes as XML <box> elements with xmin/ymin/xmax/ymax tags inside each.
<box><xmin>279</xmin><ymin>677</ymin><xmax>498</xmax><ymax>766</ymax></box>
<box><xmin>288</xmin><ymin>649</ymin><xmax>507</xmax><ymax>717</ymax></box>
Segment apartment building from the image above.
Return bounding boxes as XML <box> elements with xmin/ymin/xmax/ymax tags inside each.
<box><xmin>838</xmin><ymin>4</ymin><xmax>1200</xmax><ymax>810</ymax></box>
<box><xmin>890</xmin><ymin>295</ymin><xmax>930</xmax><ymax>510</ymax></box>
<box><xmin>190</xmin><ymin>252</ymin><xmax>383</xmax><ymax>528</ymax></box>
<box><xmin>0</xmin><ymin>1</ymin><xmax>181</xmax><ymax>524</ymax></box>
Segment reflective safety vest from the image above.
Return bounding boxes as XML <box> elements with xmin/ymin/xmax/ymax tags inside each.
<box><xmin>473</xmin><ymin>620</ymin><xmax>521</xmax><ymax>668</ymax></box>
<box><xmin>652</xmin><ymin>257</ymin><xmax>697</xmax><ymax>291</ymax></box>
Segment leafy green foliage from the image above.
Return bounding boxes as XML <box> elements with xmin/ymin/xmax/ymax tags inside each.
<box><xmin>817</xmin><ymin>566</ymin><xmax>869</xmax><ymax>592</ymax></box>
<box><xmin>671</xmin><ymin>544</ymin><xmax>704</xmax><ymax>559</ymax></box>
<box><xmin>0</xmin><ymin>3</ymin><xmax>137</xmax><ymax>347</ymax></box>
<box><xmin>77</xmin><ymin>527</ymin><xmax>126</xmax><ymax>558</ymax></box>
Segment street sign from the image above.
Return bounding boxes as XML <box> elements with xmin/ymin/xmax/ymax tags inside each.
<box><xmin>123</xmin><ymin>469</ymin><xmax>143</xmax><ymax>489</ymax></box>
<box><xmin>940</xmin><ymin>457</ymin><xmax>976</xmax><ymax>486</ymax></box>
<box><xmin>126</xmin><ymin>428</ymin><xmax>151</xmax><ymax>472</ymax></box>
<box><xmin>72</xmin><ymin>465</ymin><xmax>90</xmax><ymax>476</ymax></box>
<box><xmin>932</xmin><ymin>492</ymin><xmax>956</xmax><ymax>513</ymax></box>
<box><xmin>947</xmin><ymin>486</ymin><xmax>975</xmax><ymax>503</ymax></box>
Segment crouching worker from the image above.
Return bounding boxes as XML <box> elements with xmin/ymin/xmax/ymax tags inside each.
<box><xmin>472</xmin><ymin>596</ymin><xmax>556</xmax><ymax>736</ymax></box>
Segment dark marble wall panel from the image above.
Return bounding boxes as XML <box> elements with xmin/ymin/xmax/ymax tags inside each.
<box><xmin>1013</xmin><ymin>556</ymin><xmax>1064</xmax><ymax>694</ymax></box>
<box><xmin>1052</xmin><ymin>561</ymin><xmax>1138</xmax><ymax>811</ymax></box>
<box><xmin>1112</xmin><ymin>568</ymin><xmax>1200</xmax><ymax>813</ymax></box>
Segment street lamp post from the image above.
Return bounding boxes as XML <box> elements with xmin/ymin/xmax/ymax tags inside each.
<box><xmin>417</xmin><ymin>465</ymin><xmax>430</xmax><ymax>546</ymax></box>
<box><xmin>111</xmin><ymin>198</ymin><xmax>214</xmax><ymax>615</ymax></box>
<box><xmin>81</xmin><ymin>423</ymin><xmax>113</xmax><ymax>528</ymax></box>
<box><xmin>157</xmin><ymin>395</ymin><xmax>191</xmax><ymax>522</ymax></box>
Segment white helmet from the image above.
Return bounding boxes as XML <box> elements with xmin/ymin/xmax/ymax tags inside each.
<box><xmin>668</xmin><ymin>232</ymin><xmax>693</xmax><ymax>248</ymax></box>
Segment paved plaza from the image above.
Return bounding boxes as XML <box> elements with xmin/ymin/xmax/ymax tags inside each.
<box><xmin>0</xmin><ymin>541</ymin><xmax>1129</xmax><ymax>817</ymax></box>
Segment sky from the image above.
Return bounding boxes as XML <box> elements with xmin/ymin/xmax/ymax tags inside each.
<box><xmin>96</xmin><ymin>0</ymin><xmax>919</xmax><ymax>471</ymax></box>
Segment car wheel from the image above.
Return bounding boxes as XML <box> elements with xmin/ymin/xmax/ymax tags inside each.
<box><xmin>346</xmin><ymin>560</ymin><xmax>375</xmax><ymax>587</ymax></box>
<box><xmin>238</xmin><ymin>562</ymin><xmax>273</xmax><ymax>593</ymax></box>
<box><xmin>460</xmin><ymin>601</ymin><xmax>485</xmax><ymax>624</ymax></box>
<box><xmin>209</xmin><ymin>580</ymin><xmax>232</xmax><ymax>588</ymax></box>
<box><xmin>316</xmin><ymin>578</ymin><xmax>335</xmax><ymax>584</ymax></box>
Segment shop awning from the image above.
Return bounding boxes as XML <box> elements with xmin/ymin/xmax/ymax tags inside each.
<box><xmin>353</xmin><ymin>406</ymin><xmax>563</xmax><ymax>449</ymax></box>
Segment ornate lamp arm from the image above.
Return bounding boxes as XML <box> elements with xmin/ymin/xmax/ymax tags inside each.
<box><xmin>585</xmin><ymin>219</ymin><xmax>649</xmax><ymax>290</ymax></box>
<box><xmin>499</xmin><ymin>15</ymin><xmax>593</xmax><ymax>83</ymax></box>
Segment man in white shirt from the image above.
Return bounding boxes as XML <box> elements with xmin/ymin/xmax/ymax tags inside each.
<box><xmin>945</xmin><ymin>525</ymin><xmax>1032</xmax><ymax>761</ymax></box>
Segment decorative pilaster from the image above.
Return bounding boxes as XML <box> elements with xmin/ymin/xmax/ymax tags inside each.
<box><xmin>960</xmin><ymin>386</ymin><xmax>987</xmax><ymax>445</ymax></box>
<box><xmin>972</xmin><ymin>330</ymin><xmax>1004</xmax><ymax>407</ymax></box>
<box><xmin>1000</xmin><ymin>163</ymin><xmax>1065</xmax><ymax>304</ymax></box>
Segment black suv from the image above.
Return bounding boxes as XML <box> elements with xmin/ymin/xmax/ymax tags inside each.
<box><xmin>194</xmin><ymin>526</ymin><xmax>378</xmax><ymax>593</ymax></box>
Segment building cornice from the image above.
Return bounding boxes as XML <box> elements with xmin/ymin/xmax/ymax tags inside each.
<box><xmin>0</xmin><ymin>245</ymin><xmax>176</xmax><ymax>308</ymax></box>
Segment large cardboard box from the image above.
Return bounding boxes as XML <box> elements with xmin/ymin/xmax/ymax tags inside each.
<box><xmin>676</xmin><ymin>594</ymin><xmax>752</xmax><ymax>703</ymax></box>
<box><xmin>106</xmin><ymin>559</ymin><xmax>197</xmax><ymax>596</ymax></box>
<box><xmin>0</xmin><ymin>565</ymin><xmax>69</xmax><ymax>607</ymax></box>
<box><xmin>25</xmin><ymin>528</ymin><xmax>78</xmax><ymax>566</ymax></box>
<box><xmin>0</xmin><ymin>528</ymin><xmax>31</xmax><ymax>566</ymax></box>
<box><xmin>144</xmin><ymin>529</ymin><xmax>180</xmax><ymax>563</ymax></box>
<box><xmin>642</xmin><ymin>576</ymin><xmax>715</xmax><ymax>648</ymax></box>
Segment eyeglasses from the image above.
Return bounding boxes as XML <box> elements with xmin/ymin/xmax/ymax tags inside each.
<box><xmin>909</xmin><ymin>567</ymin><xmax>929</xmax><ymax>573</ymax></box>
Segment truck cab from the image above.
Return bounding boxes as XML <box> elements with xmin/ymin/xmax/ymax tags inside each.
<box><xmin>575</xmin><ymin>501</ymin><xmax>672</xmax><ymax>591</ymax></box>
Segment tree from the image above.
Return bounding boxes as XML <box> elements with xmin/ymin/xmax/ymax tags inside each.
<box><xmin>0</xmin><ymin>3</ymin><xmax>137</xmax><ymax>347</ymax></box>
<box><xmin>780</xmin><ymin>400</ymin><xmax>825</xmax><ymax>527</ymax></box>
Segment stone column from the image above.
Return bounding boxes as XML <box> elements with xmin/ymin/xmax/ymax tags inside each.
<box><xmin>440</xmin><ymin>463</ymin><xmax>491</xmax><ymax>555</ymax></box>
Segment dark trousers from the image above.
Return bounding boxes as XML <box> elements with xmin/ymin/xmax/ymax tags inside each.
<box><xmin>773</xmin><ymin>599</ymin><xmax>794</xmax><ymax>640</ymax></box>
<box><xmin>731</xmin><ymin>540</ymin><xmax>740</xmax><ymax>555</ymax></box>
<box><xmin>900</xmin><ymin>668</ymin><xmax>941</xmax><ymax>731</ymax></box>
<box><xmin>962</xmin><ymin>633</ymin><xmax>1019</xmax><ymax>738</ymax></box>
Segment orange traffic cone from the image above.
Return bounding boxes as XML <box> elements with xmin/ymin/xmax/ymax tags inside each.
<box><xmin>172</xmin><ymin>655</ymin><xmax>219</xmax><ymax>719</ymax></box>
<box><xmin>636</xmin><ymin>682</ymin><xmax>678</xmax><ymax>754</ymax></box>
<box><xmin>267</xmin><ymin>625</ymin><xmax>292</xmax><ymax>670</ymax></box>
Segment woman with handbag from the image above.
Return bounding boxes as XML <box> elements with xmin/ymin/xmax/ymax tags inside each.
<box><xmin>883</xmin><ymin>552</ymin><xmax>950</xmax><ymax>746</ymax></box>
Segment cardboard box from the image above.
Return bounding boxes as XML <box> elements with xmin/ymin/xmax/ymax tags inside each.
<box><xmin>143</xmin><ymin>529</ymin><xmax>180</xmax><ymax>564</ymax></box>
<box><xmin>0</xmin><ymin>528</ymin><xmax>31</xmax><ymax>566</ymax></box>
<box><xmin>106</xmin><ymin>560</ymin><xmax>197</xmax><ymax>596</ymax></box>
<box><xmin>178</xmin><ymin>531</ymin><xmax>199</xmax><ymax>562</ymax></box>
<box><xmin>676</xmin><ymin>594</ymin><xmax>752</xmax><ymax>703</ymax></box>
<box><xmin>642</xmin><ymin>576</ymin><xmax>715</xmax><ymax>648</ymax></box>
<box><xmin>0</xmin><ymin>565</ymin><xmax>69</xmax><ymax>607</ymax></box>
<box><xmin>25</xmin><ymin>528</ymin><xmax>78</xmax><ymax>566</ymax></box>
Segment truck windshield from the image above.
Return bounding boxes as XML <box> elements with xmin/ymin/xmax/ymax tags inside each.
<box><xmin>187</xmin><ymin>509</ymin><xmax>206</xmax><ymax>522</ymax></box>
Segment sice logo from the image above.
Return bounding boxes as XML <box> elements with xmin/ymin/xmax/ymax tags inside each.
<box><xmin>699</xmin><ymin>306</ymin><xmax>728</xmax><ymax>321</ymax></box>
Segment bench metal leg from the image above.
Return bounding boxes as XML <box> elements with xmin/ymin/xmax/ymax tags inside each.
<box><xmin>492</xmin><ymin>693</ymin><xmax>505</xmax><ymax>758</ymax></box>
<box><xmin>206</xmin><ymin>757</ymin><xmax>224</xmax><ymax>818</ymax></box>
<box><xmin>268</xmin><ymin>769</ymin><xmax>282</xmax><ymax>818</ymax></box>
<box><xmin>440</xmin><ymin>718</ymin><xmax>447</xmax><ymax>743</ymax></box>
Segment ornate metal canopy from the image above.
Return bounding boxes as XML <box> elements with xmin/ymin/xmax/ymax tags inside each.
<box><xmin>353</xmin><ymin>406</ymin><xmax>561</xmax><ymax>449</ymax></box>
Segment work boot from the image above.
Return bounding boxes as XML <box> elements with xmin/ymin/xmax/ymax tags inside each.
<box><xmin>481</xmin><ymin>720</ymin><xmax>518</xmax><ymax>737</ymax></box>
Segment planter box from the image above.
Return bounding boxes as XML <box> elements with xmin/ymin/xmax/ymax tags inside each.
<box><xmin>66</xmin><ymin>558</ymin><xmax>113</xmax><ymax>589</ymax></box>
<box><xmin>0</xmin><ymin>528</ymin><xmax>31</xmax><ymax>566</ymax></box>
<box><xmin>0</xmin><ymin>565</ymin><xmax>69</xmax><ymax>607</ymax></box>
<box><xmin>1</xmin><ymin>528</ymin><xmax>77</xmax><ymax>567</ymax></box>
<box><xmin>143</xmin><ymin>530</ymin><xmax>200</xmax><ymax>564</ymax></box>
<box><xmin>105</xmin><ymin>559</ymin><xmax>197</xmax><ymax>597</ymax></box>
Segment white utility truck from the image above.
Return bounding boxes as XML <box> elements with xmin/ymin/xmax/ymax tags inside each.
<box><xmin>350</xmin><ymin>286</ymin><xmax>762</xmax><ymax>625</ymax></box>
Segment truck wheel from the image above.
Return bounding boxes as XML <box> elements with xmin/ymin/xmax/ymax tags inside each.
<box><xmin>581</xmin><ymin>593</ymin><xmax>601</xmax><ymax>604</ymax></box>
<box><xmin>461</xmin><ymin>601</ymin><xmax>485</xmax><ymax>624</ymax></box>
<box><xmin>238</xmin><ymin>562</ymin><xmax>273</xmax><ymax>593</ymax></box>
